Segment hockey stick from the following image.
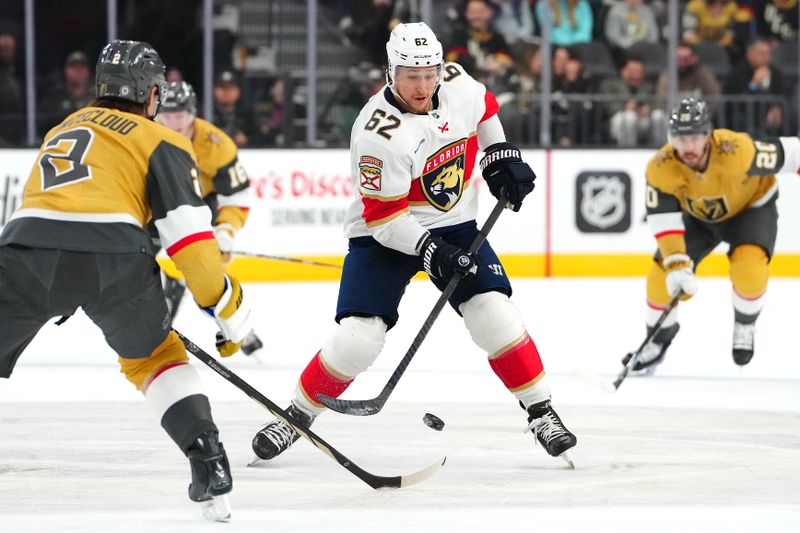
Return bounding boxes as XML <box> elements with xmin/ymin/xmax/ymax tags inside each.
<box><xmin>318</xmin><ymin>195</ymin><xmax>508</xmax><ymax>416</ymax></box>
<box><xmin>176</xmin><ymin>330</ymin><xmax>445</xmax><ymax>489</ymax></box>
<box><xmin>612</xmin><ymin>291</ymin><xmax>682</xmax><ymax>391</ymax></box>
<box><xmin>232</xmin><ymin>251</ymin><xmax>342</xmax><ymax>269</ymax></box>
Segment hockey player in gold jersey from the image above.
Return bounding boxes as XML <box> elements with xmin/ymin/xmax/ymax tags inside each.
<box><xmin>0</xmin><ymin>40</ymin><xmax>252</xmax><ymax>521</ymax></box>
<box><xmin>627</xmin><ymin>97</ymin><xmax>800</xmax><ymax>373</ymax></box>
<box><xmin>155</xmin><ymin>81</ymin><xmax>263</xmax><ymax>355</ymax></box>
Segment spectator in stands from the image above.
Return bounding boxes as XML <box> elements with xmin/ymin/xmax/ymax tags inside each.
<box><xmin>600</xmin><ymin>55</ymin><xmax>666</xmax><ymax>146</ymax></box>
<box><xmin>338</xmin><ymin>0</ymin><xmax>395</xmax><ymax>65</ymax></box>
<box><xmin>0</xmin><ymin>32</ymin><xmax>23</xmax><ymax>147</ymax></box>
<box><xmin>38</xmin><ymin>51</ymin><xmax>94</xmax><ymax>133</ymax></box>
<box><xmin>753</xmin><ymin>0</ymin><xmax>798</xmax><ymax>43</ymax></box>
<box><xmin>552</xmin><ymin>47</ymin><xmax>593</xmax><ymax>145</ymax></box>
<box><xmin>656</xmin><ymin>43</ymin><xmax>721</xmax><ymax>110</ymax></box>
<box><xmin>253</xmin><ymin>78</ymin><xmax>286</xmax><ymax>146</ymax></box>
<box><xmin>681</xmin><ymin>0</ymin><xmax>751</xmax><ymax>52</ymax></box>
<box><xmin>724</xmin><ymin>37</ymin><xmax>787</xmax><ymax>135</ymax></box>
<box><xmin>510</xmin><ymin>41</ymin><xmax>541</xmax><ymax>94</ymax></box>
<box><xmin>166</xmin><ymin>67</ymin><xmax>184</xmax><ymax>83</ymax></box>
<box><xmin>604</xmin><ymin>0</ymin><xmax>659</xmax><ymax>51</ymax></box>
<box><xmin>536</xmin><ymin>0</ymin><xmax>593</xmax><ymax>46</ymax></box>
<box><xmin>493</xmin><ymin>0</ymin><xmax>537</xmax><ymax>44</ymax></box>
<box><xmin>212</xmin><ymin>70</ymin><xmax>251</xmax><ymax>147</ymax></box>
<box><xmin>445</xmin><ymin>0</ymin><xmax>514</xmax><ymax>88</ymax></box>
<box><xmin>502</xmin><ymin>42</ymin><xmax>541</xmax><ymax>144</ymax></box>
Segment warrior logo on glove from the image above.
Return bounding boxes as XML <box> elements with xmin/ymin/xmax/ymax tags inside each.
<box><xmin>479</xmin><ymin>142</ymin><xmax>536</xmax><ymax>212</ymax></box>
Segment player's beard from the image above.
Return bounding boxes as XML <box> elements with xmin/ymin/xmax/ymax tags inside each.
<box><xmin>679</xmin><ymin>142</ymin><xmax>710</xmax><ymax>171</ymax></box>
<box><xmin>393</xmin><ymin>89</ymin><xmax>432</xmax><ymax>113</ymax></box>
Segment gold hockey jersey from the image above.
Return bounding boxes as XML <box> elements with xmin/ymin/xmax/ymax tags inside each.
<box><xmin>0</xmin><ymin>106</ymin><xmax>225</xmax><ymax>306</ymax></box>
<box><xmin>645</xmin><ymin>129</ymin><xmax>780</xmax><ymax>257</ymax></box>
<box><xmin>191</xmin><ymin>117</ymin><xmax>250</xmax><ymax>232</ymax></box>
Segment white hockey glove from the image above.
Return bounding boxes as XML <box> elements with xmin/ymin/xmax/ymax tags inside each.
<box><xmin>203</xmin><ymin>275</ymin><xmax>252</xmax><ymax>357</ymax></box>
<box><xmin>213</xmin><ymin>223</ymin><xmax>236</xmax><ymax>265</ymax></box>
<box><xmin>663</xmin><ymin>253</ymin><xmax>697</xmax><ymax>298</ymax></box>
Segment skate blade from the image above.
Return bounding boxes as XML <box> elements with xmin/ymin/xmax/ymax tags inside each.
<box><xmin>630</xmin><ymin>366</ymin><xmax>657</xmax><ymax>377</ymax></box>
<box><xmin>247</xmin><ymin>455</ymin><xmax>265</xmax><ymax>467</ymax></box>
<box><xmin>559</xmin><ymin>450</ymin><xmax>576</xmax><ymax>469</ymax></box>
<box><xmin>200</xmin><ymin>493</ymin><xmax>231</xmax><ymax>522</ymax></box>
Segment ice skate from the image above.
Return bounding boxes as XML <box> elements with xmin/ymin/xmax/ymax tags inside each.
<box><xmin>250</xmin><ymin>405</ymin><xmax>314</xmax><ymax>465</ymax></box>
<box><xmin>622</xmin><ymin>323</ymin><xmax>680</xmax><ymax>376</ymax></box>
<box><xmin>732</xmin><ymin>321</ymin><xmax>755</xmax><ymax>366</ymax></box>
<box><xmin>524</xmin><ymin>401</ymin><xmax>577</xmax><ymax>468</ymax></box>
<box><xmin>186</xmin><ymin>431</ymin><xmax>232</xmax><ymax>522</ymax></box>
<box><xmin>241</xmin><ymin>330</ymin><xmax>264</xmax><ymax>357</ymax></box>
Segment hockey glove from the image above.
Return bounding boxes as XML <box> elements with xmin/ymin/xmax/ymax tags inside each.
<box><xmin>420</xmin><ymin>235</ymin><xmax>477</xmax><ymax>281</ymax></box>
<box><xmin>663</xmin><ymin>254</ymin><xmax>697</xmax><ymax>298</ymax></box>
<box><xmin>479</xmin><ymin>142</ymin><xmax>536</xmax><ymax>212</ymax></box>
<box><xmin>213</xmin><ymin>224</ymin><xmax>236</xmax><ymax>266</ymax></box>
<box><xmin>203</xmin><ymin>274</ymin><xmax>252</xmax><ymax>357</ymax></box>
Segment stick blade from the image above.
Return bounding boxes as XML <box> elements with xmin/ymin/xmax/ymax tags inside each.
<box><xmin>612</xmin><ymin>370</ymin><xmax>629</xmax><ymax>390</ymax></box>
<box><xmin>611</xmin><ymin>353</ymin><xmax>636</xmax><ymax>391</ymax></box>
<box><xmin>398</xmin><ymin>456</ymin><xmax>447</xmax><ymax>488</ymax></box>
<box><xmin>318</xmin><ymin>393</ymin><xmax>384</xmax><ymax>416</ymax></box>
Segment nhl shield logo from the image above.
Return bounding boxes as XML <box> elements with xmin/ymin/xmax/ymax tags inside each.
<box><xmin>575</xmin><ymin>172</ymin><xmax>631</xmax><ymax>233</ymax></box>
<box><xmin>421</xmin><ymin>138</ymin><xmax>467</xmax><ymax>211</ymax></box>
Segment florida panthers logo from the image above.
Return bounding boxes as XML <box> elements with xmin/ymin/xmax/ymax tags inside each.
<box><xmin>421</xmin><ymin>138</ymin><xmax>467</xmax><ymax>211</ymax></box>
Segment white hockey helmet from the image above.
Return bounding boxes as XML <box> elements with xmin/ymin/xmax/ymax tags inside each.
<box><xmin>385</xmin><ymin>22</ymin><xmax>444</xmax><ymax>87</ymax></box>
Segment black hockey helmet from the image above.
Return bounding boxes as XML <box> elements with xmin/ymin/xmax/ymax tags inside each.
<box><xmin>95</xmin><ymin>40</ymin><xmax>167</xmax><ymax>108</ymax></box>
<box><xmin>668</xmin><ymin>97</ymin><xmax>711</xmax><ymax>139</ymax></box>
<box><xmin>160</xmin><ymin>81</ymin><xmax>197</xmax><ymax>114</ymax></box>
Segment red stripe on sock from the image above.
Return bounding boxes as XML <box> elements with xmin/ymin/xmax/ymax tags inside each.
<box><xmin>143</xmin><ymin>361</ymin><xmax>187</xmax><ymax>393</ymax></box>
<box><xmin>299</xmin><ymin>352</ymin><xmax>353</xmax><ymax>407</ymax></box>
<box><xmin>488</xmin><ymin>335</ymin><xmax>544</xmax><ymax>390</ymax></box>
<box><xmin>647</xmin><ymin>299</ymin><xmax>668</xmax><ymax>311</ymax></box>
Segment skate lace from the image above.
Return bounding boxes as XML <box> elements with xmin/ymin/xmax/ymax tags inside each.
<box><xmin>526</xmin><ymin>411</ymin><xmax>568</xmax><ymax>444</ymax></box>
<box><xmin>733</xmin><ymin>323</ymin><xmax>755</xmax><ymax>349</ymax></box>
<box><xmin>262</xmin><ymin>421</ymin><xmax>297</xmax><ymax>449</ymax></box>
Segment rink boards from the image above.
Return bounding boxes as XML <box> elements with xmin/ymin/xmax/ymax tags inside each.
<box><xmin>2</xmin><ymin>148</ymin><xmax>799</xmax><ymax>280</ymax></box>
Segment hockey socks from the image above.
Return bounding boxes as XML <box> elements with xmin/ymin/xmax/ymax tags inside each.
<box><xmin>488</xmin><ymin>333</ymin><xmax>550</xmax><ymax>406</ymax></box>
<box><xmin>297</xmin><ymin>351</ymin><xmax>355</xmax><ymax>412</ymax></box>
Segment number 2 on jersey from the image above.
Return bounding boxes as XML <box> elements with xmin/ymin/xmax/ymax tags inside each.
<box><xmin>753</xmin><ymin>140</ymin><xmax>777</xmax><ymax>170</ymax></box>
<box><xmin>38</xmin><ymin>127</ymin><xmax>96</xmax><ymax>190</ymax></box>
<box><xmin>364</xmin><ymin>109</ymin><xmax>401</xmax><ymax>140</ymax></box>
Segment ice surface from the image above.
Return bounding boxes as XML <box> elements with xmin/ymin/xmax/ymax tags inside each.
<box><xmin>1</xmin><ymin>278</ymin><xmax>799</xmax><ymax>532</ymax></box>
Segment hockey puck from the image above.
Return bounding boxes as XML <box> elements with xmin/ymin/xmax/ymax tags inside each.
<box><xmin>422</xmin><ymin>412</ymin><xmax>445</xmax><ymax>431</ymax></box>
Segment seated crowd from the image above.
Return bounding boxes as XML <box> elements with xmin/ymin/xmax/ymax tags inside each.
<box><xmin>0</xmin><ymin>0</ymin><xmax>796</xmax><ymax>148</ymax></box>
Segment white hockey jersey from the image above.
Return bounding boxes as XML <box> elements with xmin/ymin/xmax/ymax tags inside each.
<box><xmin>344</xmin><ymin>62</ymin><xmax>499</xmax><ymax>255</ymax></box>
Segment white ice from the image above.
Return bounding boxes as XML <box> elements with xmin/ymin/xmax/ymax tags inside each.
<box><xmin>1</xmin><ymin>278</ymin><xmax>799</xmax><ymax>532</ymax></box>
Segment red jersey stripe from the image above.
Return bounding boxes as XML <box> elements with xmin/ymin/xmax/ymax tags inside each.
<box><xmin>166</xmin><ymin>231</ymin><xmax>215</xmax><ymax>256</ymax></box>
<box><xmin>361</xmin><ymin>195</ymin><xmax>409</xmax><ymax>224</ymax></box>
<box><xmin>655</xmin><ymin>229</ymin><xmax>685</xmax><ymax>239</ymax></box>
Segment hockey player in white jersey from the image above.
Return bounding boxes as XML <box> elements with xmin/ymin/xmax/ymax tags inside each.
<box><xmin>252</xmin><ymin>22</ymin><xmax>576</xmax><ymax>466</ymax></box>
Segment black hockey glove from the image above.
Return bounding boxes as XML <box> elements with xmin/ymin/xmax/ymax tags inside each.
<box><xmin>420</xmin><ymin>235</ymin><xmax>477</xmax><ymax>281</ymax></box>
<box><xmin>479</xmin><ymin>142</ymin><xmax>536</xmax><ymax>212</ymax></box>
